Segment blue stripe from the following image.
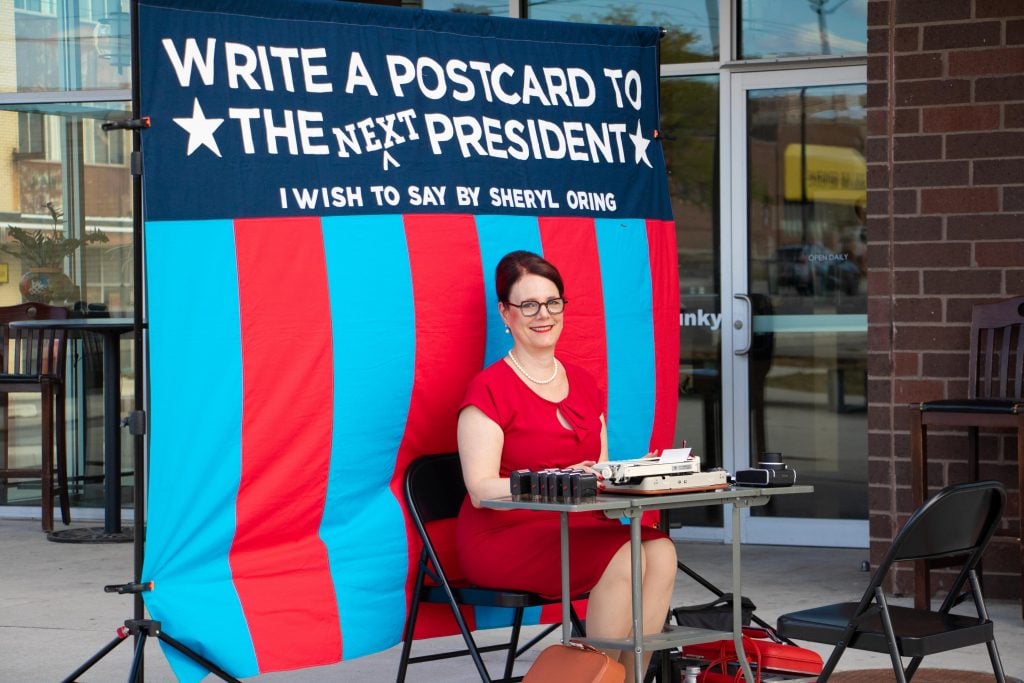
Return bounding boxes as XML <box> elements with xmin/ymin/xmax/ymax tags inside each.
<box><xmin>474</xmin><ymin>215</ymin><xmax>542</xmax><ymax>366</ymax></box>
<box><xmin>142</xmin><ymin>219</ymin><xmax>258</xmax><ymax>681</ymax></box>
<box><xmin>474</xmin><ymin>605</ymin><xmax>543</xmax><ymax>629</ymax></box>
<box><xmin>595</xmin><ymin>219</ymin><xmax>655</xmax><ymax>459</ymax></box>
<box><xmin>321</xmin><ymin>215</ymin><xmax>414</xmax><ymax>658</ymax></box>
<box><xmin>472</xmin><ymin>216</ymin><xmax>544</xmax><ymax>629</ymax></box>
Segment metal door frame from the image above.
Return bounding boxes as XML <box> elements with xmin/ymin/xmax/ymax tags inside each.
<box><xmin>721</xmin><ymin>65</ymin><xmax>868</xmax><ymax>547</ymax></box>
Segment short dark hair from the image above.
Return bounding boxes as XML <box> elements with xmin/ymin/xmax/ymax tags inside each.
<box><xmin>494</xmin><ymin>250</ymin><xmax>564</xmax><ymax>303</ymax></box>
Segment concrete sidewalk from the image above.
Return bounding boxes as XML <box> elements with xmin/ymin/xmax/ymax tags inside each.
<box><xmin>1</xmin><ymin>519</ymin><xmax>1020</xmax><ymax>682</ymax></box>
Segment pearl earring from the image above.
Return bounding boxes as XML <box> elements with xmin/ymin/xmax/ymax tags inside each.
<box><xmin>504</xmin><ymin>326</ymin><xmax>510</xmax><ymax>334</ymax></box>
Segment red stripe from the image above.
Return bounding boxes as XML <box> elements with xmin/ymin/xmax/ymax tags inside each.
<box><xmin>393</xmin><ymin>214</ymin><xmax>486</xmax><ymax>635</ymax></box>
<box><xmin>231</xmin><ymin>217</ymin><xmax>342</xmax><ymax>670</ymax></box>
<box><xmin>393</xmin><ymin>214</ymin><xmax>486</xmax><ymax>473</ymax></box>
<box><xmin>538</xmin><ymin>218</ymin><xmax>608</xmax><ymax>408</ymax></box>
<box><xmin>647</xmin><ymin>219</ymin><xmax>680</xmax><ymax>451</ymax></box>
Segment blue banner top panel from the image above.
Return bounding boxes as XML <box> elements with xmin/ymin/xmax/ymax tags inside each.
<box><xmin>139</xmin><ymin>0</ymin><xmax>671</xmax><ymax>221</ymax></box>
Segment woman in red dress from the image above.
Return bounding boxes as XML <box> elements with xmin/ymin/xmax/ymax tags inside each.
<box><xmin>456</xmin><ymin>250</ymin><xmax>677</xmax><ymax>682</ymax></box>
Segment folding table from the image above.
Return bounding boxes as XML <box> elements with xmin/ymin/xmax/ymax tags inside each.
<box><xmin>483</xmin><ymin>484</ymin><xmax>814</xmax><ymax>683</ymax></box>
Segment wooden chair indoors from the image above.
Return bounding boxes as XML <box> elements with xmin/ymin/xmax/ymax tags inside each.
<box><xmin>0</xmin><ymin>303</ymin><xmax>71</xmax><ymax>531</ymax></box>
<box><xmin>909</xmin><ymin>295</ymin><xmax>1024</xmax><ymax>618</ymax></box>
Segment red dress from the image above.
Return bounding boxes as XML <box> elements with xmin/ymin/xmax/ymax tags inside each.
<box><xmin>456</xmin><ymin>359</ymin><xmax>666</xmax><ymax>599</ymax></box>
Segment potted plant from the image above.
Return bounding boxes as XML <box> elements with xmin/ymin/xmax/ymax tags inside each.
<box><xmin>2</xmin><ymin>202</ymin><xmax>109</xmax><ymax>303</ymax></box>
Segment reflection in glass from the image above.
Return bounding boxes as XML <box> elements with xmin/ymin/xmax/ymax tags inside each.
<box><xmin>740</xmin><ymin>0</ymin><xmax>866</xmax><ymax>59</ymax></box>
<box><xmin>745</xmin><ymin>83</ymin><xmax>867</xmax><ymax>522</ymax></box>
<box><xmin>2</xmin><ymin>0</ymin><xmax>132</xmax><ymax>93</ymax></box>
<box><xmin>0</xmin><ymin>102</ymin><xmax>134</xmax><ymax>513</ymax></box>
<box><xmin>748</xmin><ymin>84</ymin><xmax>866</xmax><ymax>315</ymax></box>
<box><xmin>661</xmin><ymin>76</ymin><xmax>720</xmax><ymax>526</ymax></box>
<box><xmin>414</xmin><ymin>0</ymin><xmax>510</xmax><ymax>16</ymax></box>
<box><xmin>528</xmin><ymin>0</ymin><xmax>719</xmax><ymax>63</ymax></box>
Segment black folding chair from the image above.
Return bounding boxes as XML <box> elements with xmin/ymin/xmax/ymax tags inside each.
<box><xmin>777</xmin><ymin>480</ymin><xmax>1007</xmax><ymax>683</ymax></box>
<box><xmin>396</xmin><ymin>453</ymin><xmax>585</xmax><ymax>683</ymax></box>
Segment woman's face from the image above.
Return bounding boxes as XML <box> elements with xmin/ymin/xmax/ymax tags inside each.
<box><xmin>501</xmin><ymin>273</ymin><xmax>563</xmax><ymax>352</ymax></box>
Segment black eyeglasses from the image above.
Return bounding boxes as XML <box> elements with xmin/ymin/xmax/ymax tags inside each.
<box><xmin>506</xmin><ymin>298</ymin><xmax>567</xmax><ymax>317</ymax></box>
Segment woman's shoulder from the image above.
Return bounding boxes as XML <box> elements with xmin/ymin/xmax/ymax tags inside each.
<box><xmin>473</xmin><ymin>357</ymin><xmax>514</xmax><ymax>385</ymax></box>
<box><xmin>463</xmin><ymin>358</ymin><xmax>515</xmax><ymax>400</ymax></box>
<box><xmin>560</xmin><ymin>358</ymin><xmax>597</xmax><ymax>385</ymax></box>
<box><xmin>560</xmin><ymin>358</ymin><xmax>602</xmax><ymax>401</ymax></box>
<box><xmin>461</xmin><ymin>358</ymin><xmax>517</xmax><ymax>422</ymax></box>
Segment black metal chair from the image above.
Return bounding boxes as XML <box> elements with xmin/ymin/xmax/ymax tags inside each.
<box><xmin>396</xmin><ymin>453</ymin><xmax>584</xmax><ymax>683</ymax></box>
<box><xmin>777</xmin><ymin>480</ymin><xmax>1007</xmax><ymax>683</ymax></box>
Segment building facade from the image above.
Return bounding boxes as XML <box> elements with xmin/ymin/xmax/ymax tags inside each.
<box><xmin>865</xmin><ymin>0</ymin><xmax>1023</xmax><ymax>598</ymax></box>
<box><xmin>0</xmin><ymin>0</ymin><xmax>1018</xmax><ymax>599</ymax></box>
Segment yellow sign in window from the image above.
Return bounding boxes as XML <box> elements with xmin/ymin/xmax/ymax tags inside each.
<box><xmin>784</xmin><ymin>144</ymin><xmax>866</xmax><ymax>206</ymax></box>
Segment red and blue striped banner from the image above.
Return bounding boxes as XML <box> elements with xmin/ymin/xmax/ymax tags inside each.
<box><xmin>139</xmin><ymin>0</ymin><xmax>677</xmax><ymax>679</ymax></box>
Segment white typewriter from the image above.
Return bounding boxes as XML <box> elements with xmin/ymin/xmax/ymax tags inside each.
<box><xmin>597</xmin><ymin>448</ymin><xmax>729</xmax><ymax>495</ymax></box>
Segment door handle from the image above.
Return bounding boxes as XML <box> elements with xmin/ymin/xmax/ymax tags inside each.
<box><xmin>734</xmin><ymin>294</ymin><xmax>752</xmax><ymax>355</ymax></box>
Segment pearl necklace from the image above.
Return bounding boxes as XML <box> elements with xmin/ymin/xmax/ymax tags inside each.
<box><xmin>508</xmin><ymin>350</ymin><xmax>559</xmax><ymax>385</ymax></box>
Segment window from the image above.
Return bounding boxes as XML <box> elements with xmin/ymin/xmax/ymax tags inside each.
<box><xmin>5</xmin><ymin>0</ymin><xmax>132</xmax><ymax>93</ymax></box>
<box><xmin>17</xmin><ymin>113</ymin><xmax>46</xmax><ymax>157</ymax></box>
<box><xmin>527</xmin><ymin>0</ymin><xmax>719</xmax><ymax>62</ymax></box>
<box><xmin>15</xmin><ymin>0</ymin><xmax>57</xmax><ymax>14</ymax></box>
<box><xmin>89</xmin><ymin>118</ymin><xmax>126</xmax><ymax>165</ymax></box>
<box><xmin>739</xmin><ymin>0</ymin><xmax>867</xmax><ymax>59</ymax></box>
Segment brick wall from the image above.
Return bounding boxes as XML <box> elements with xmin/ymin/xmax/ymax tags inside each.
<box><xmin>866</xmin><ymin>0</ymin><xmax>1023</xmax><ymax>599</ymax></box>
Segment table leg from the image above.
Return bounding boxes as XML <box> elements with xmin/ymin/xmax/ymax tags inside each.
<box><xmin>732</xmin><ymin>504</ymin><xmax>754</xmax><ymax>683</ymax></box>
<box><xmin>560</xmin><ymin>511</ymin><xmax>571</xmax><ymax>644</ymax></box>
<box><xmin>630</xmin><ymin>514</ymin><xmax>643</xmax><ymax>683</ymax></box>
<box><xmin>45</xmin><ymin>323</ymin><xmax>132</xmax><ymax>544</ymax></box>
<box><xmin>102</xmin><ymin>332</ymin><xmax>122</xmax><ymax>535</ymax></box>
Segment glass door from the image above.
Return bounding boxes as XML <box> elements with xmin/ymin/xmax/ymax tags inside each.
<box><xmin>727</xmin><ymin>67</ymin><xmax>868</xmax><ymax>547</ymax></box>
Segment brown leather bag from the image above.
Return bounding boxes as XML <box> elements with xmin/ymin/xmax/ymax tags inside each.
<box><xmin>524</xmin><ymin>641</ymin><xmax>625</xmax><ymax>683</ymax></box>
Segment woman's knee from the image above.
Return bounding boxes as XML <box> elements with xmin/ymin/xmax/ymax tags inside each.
<box><xmin>593</xmin><ymin>540</ymin><xmax>635</xmax><ymax>589</ymax></box>
<box><xmin>643</xmin><ymin>537</ymin><xmax>678</xmax><ymax>579</ymax></box>
<box><xmin>598</xmin><ymin>537</ymin><xmax>676</xmax><ymax>590</ymax></box>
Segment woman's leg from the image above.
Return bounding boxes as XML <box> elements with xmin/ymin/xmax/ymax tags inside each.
<box><xmin>619</xmin><ymin>538</ymin><xmax>678</xmax><ymax>682</ymax></box>
<box><xmin>584</xmin><ymin>536</ymin><xmax>678</xmax><ymax>683</ymax></box>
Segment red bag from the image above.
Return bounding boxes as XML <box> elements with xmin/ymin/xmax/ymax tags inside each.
<box><xmin>682</xmin><ymin>627</ymin><xmax>822</xmax><ymax>682</ymax></box>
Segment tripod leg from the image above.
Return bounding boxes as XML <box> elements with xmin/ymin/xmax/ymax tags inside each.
<box><xmin>62</xmin><ymin>631</ymin><xmax>130</xmax><ymax>683</ymax></box>
<box><xmin>128</xmin><ymin>628</ymin><xmax>149</xmax><ymax>683</ymax></box>
<box><xmin>157</xmin><ymin>630</ymin><xmax>243</xmax><ymax>683</ymax></box>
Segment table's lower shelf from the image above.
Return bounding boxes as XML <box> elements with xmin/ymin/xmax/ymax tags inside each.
<box><xmin>581</xmin><ymin>624</ymin><xmax>732</xmax><ymax>652</ymax></box>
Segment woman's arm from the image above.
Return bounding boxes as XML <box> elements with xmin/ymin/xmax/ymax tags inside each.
<box><xmin>457</xmin><ymin>405</ymin><xmax>510</xmax><ymax>507</ymax></box>
<box><xmin>599</xmin><ymin>414</ymin><xmax>608</xmax><ymax>463</ymax></box>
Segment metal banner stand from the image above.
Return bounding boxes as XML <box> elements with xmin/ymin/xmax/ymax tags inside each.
<box><xmin>61</xmin><ymin>2</ymin><xmax>238</xmax><ymax>681</ymax></box>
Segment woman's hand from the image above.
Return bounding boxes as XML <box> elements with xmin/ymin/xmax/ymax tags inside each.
<box><xmin>566</xmin><ymin>460</ymin><xmax>604</xmax><ymax>479</ymax></box>
<box><xmin>566</xmin><ymin>459</ymin><xmax>607</xmax><ymax>493</ymax></box>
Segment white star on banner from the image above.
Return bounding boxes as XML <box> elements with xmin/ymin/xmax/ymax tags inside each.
<box><xmin>630</xmin><ymin>120</ymin><xmax>652</xmax><ymax>169</ymax></box>
<box><xmin>173</xmin><ymin>98</ymin><xmax>224</xmax><ymax>157</ymax></box>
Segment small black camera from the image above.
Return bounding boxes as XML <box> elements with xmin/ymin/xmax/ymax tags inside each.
<box><xmin>510</xmin><ymin>469</ymin><xmax>532</xmax><ymax>500</ymax></box>
<box><xmin>570</xmin><ymin>472</ymin><xmax>598</xmax><ymax>502</ymax></box>
<box><xmin>510</xmin><ymin>468</ymin><xmax>598</xmax><ymax>502</ymax></box>
<box><xmin>734</xmin><ymin>452</ymin><xmax>796</xmax><ymax>487</ymax></box>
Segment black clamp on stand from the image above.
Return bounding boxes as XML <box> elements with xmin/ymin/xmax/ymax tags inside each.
<box><xmin>62</xmin><ymin>582</ymin><xmax>242</xmax><ymax>683</ymax></box>
<box><xmin>101</xmin><ymin>116</ymin><xmax>151</xmax><ymax>131</ymax></box>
